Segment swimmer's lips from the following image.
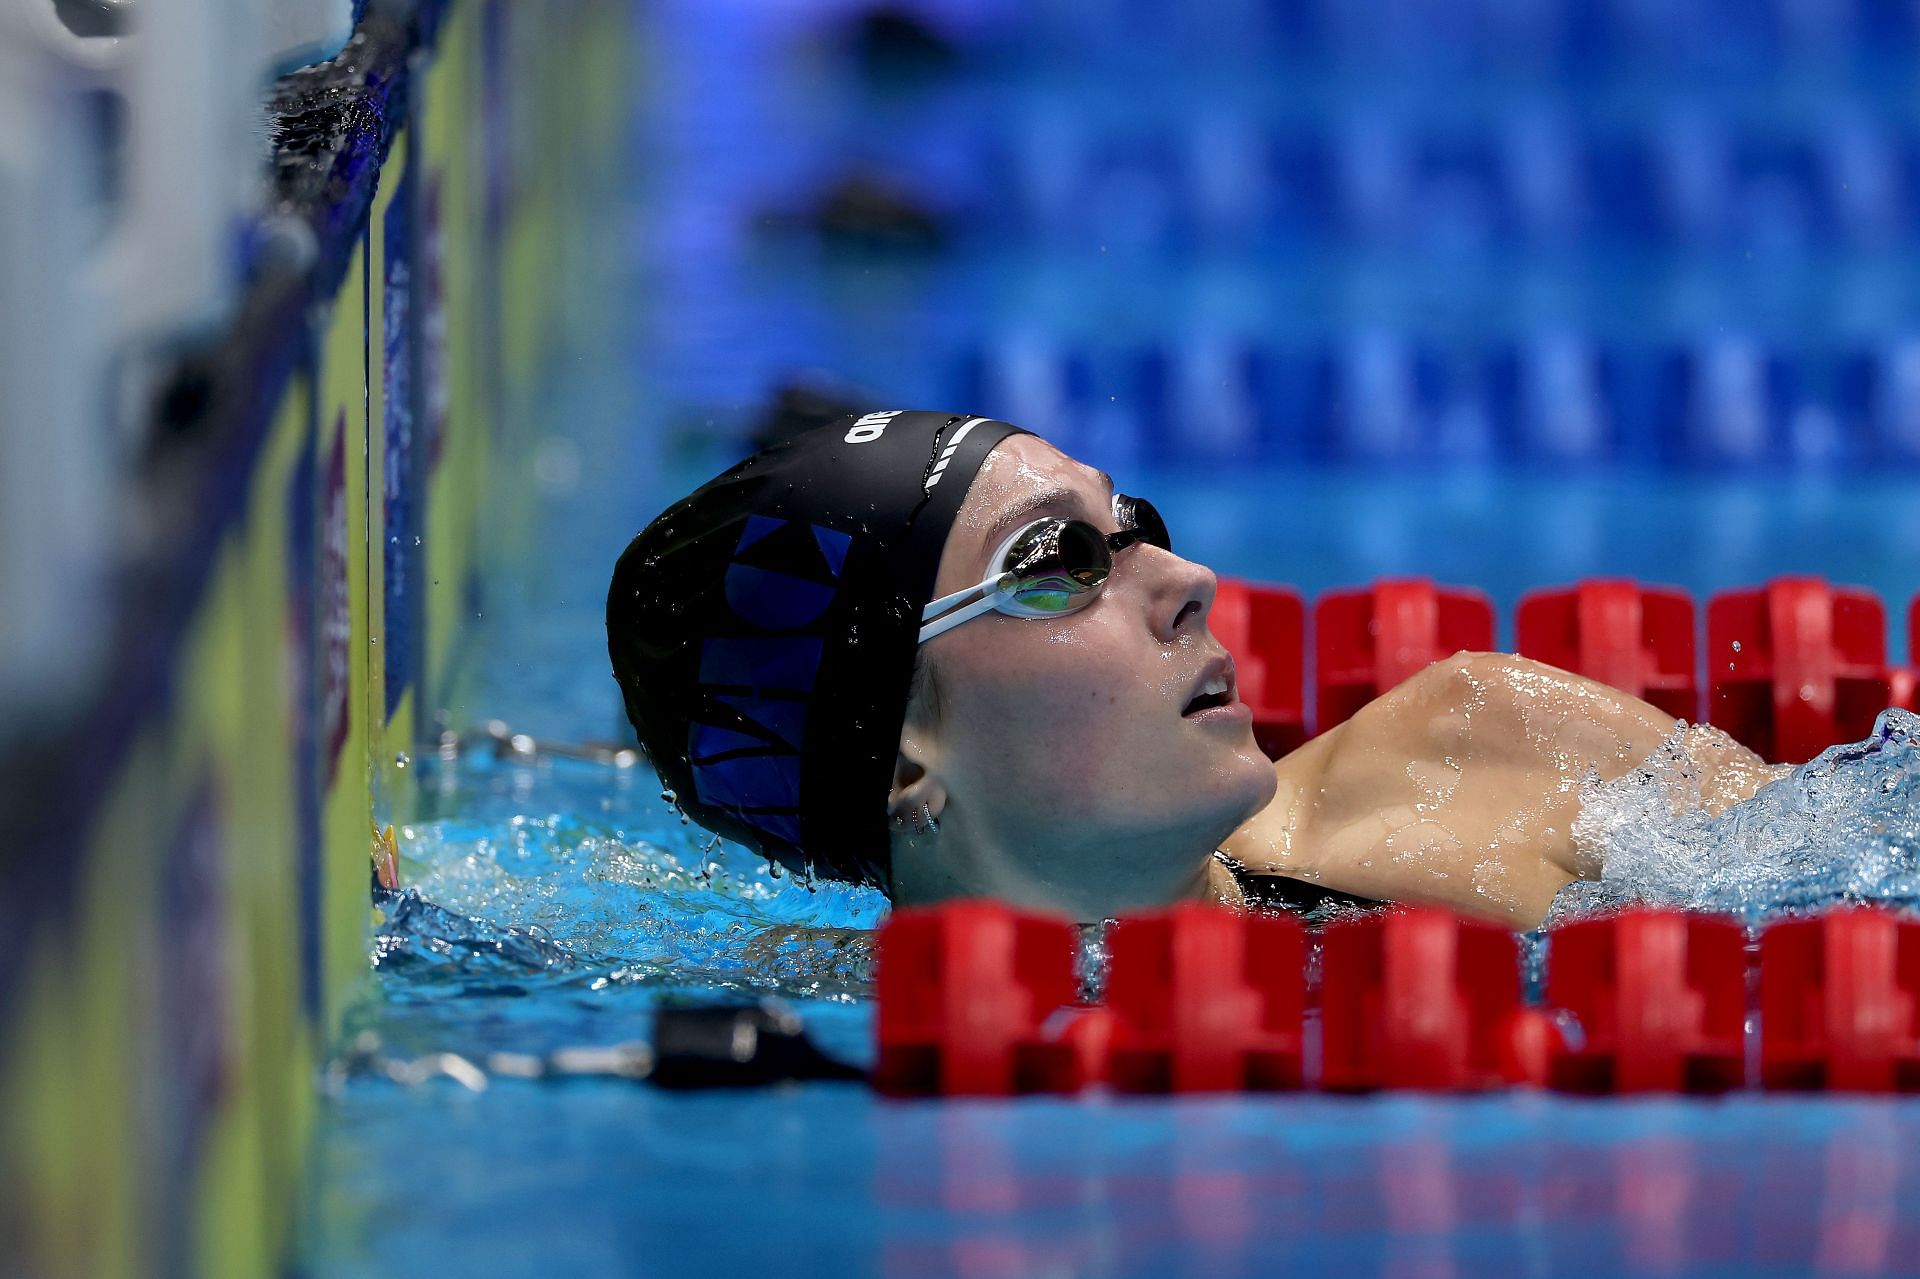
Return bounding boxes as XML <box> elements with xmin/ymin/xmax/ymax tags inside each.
<box><xmin>1180</xmin><ymin>654</ymin><xmax>1247</xmax><ymax>722</ymax></box>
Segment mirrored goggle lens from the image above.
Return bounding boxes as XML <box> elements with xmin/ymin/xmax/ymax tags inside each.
<box><xmin>1115</xmin><ymin>494</ymin><xmax>1171</xmax><ymax>553</ymax></box>
<box><xmin>998</xmin><ymin>519</ymin><xmax>1111</xmax><ymax>613</ymax></box>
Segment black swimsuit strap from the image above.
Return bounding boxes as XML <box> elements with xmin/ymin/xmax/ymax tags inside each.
<box><xmin>1235</xmin><ymin>870</ymin><xmax>1388</xmax><ymax>921</ymax></box>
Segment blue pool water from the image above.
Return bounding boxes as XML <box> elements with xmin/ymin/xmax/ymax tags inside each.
<box><xmin>295</xmin><ymin>2</ymin><xmax>1920</xmax><ymax>1273</ymax></box>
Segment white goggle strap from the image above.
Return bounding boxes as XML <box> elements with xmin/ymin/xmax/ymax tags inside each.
<box><xmin>917</xmin><ymin>573</ymin><xmax>1011</xmax><ymax>643</ymax></box>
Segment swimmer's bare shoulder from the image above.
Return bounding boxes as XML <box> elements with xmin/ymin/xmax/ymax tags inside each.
<box><xmin>1221</xmin><ymin>651</ymin><xmax>1786</xmax><ymax>928</ymax></box>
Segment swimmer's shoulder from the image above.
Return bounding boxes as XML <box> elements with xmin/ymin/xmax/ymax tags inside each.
<box><xmin>1220</xmin><ymin>668</ymin><xmax>1453</xmax><ymax>885</ymax></box>
<box><xmin>1221</xmin><ymin>718</ymin><xmax>1342</xmax><ymax>879</ymax></box>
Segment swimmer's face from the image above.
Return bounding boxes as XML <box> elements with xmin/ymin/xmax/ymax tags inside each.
<box><xmin>892</xmin><ymin>435</ymin><xmax>1278</xmax><ymax>918</ymax></box>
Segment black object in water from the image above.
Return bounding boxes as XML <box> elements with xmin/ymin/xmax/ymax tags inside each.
<box><xmin>649</xmin><ymin>1003</ymin><xmax>866</xmax><ymax>1088</ymax></box>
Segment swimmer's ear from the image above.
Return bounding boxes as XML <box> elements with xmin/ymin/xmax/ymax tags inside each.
<box><xmin>887</xmin><ymin>730</ymin><xmax>946</xmax><ymax>827</ymax></box>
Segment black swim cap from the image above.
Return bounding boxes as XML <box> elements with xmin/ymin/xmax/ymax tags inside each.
<box><xmin>607</xmin><ymin>411</ymin><xmax>1027</xmax><ymax>885</ymax></box>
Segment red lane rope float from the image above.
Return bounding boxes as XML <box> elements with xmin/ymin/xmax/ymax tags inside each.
<box><xmin>873</xmin><ymin>904</ymin><xmax>1920</xmax><ymax>1098</ymax></box>
<box><xmin>1103</xmin><ymin>903</ymin><xmax>1305</xmax><ymax>1092</ymax></box>
<box><xmin>1545</xmin><ymin>909</ymin><xmax>1747</xmax><ymax>1094</ymax></box>
<box><xmin>1318</xmin><ymin>908</ymin><xmax>1541</xmax><ymax>1091</ymax></box>
<box><xmin>873</xmin><ymin>901</ymin><xmax>1087</xmax><ymax>1096</ymax></box>
<box><xmin>1708</xmin><ymin>576</ymin><xmax>1892</xmax><ymax>764</ymax></box>
<box><xmin>1515</xmin><ymin>579</ymin><xmax>1699</xmax><ymax>721</ymax></box>
<box><xmin>1314</xmin><ymin>579</ymin><xmax>1496</xmax><ymax>732</ymax></box>
<box><xmin>1894</xmin><ymin>591</ymin><xmax>1919</xmax><ymax>713</ymax></box>
<box><xmin>1760</xmin><ymin>907</ymin><xmax>1920</xmax><ymax>1093</ymax></box>
<box><xmin>1212</xmin><ymin>578</ymin><xmax>1307</xmax><ymax>758</ymax></box>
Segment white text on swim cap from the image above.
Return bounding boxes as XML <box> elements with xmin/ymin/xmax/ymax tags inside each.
<box><xmin>843</xmin><ymin>410</ymin><xmax>904</xmax><ymax>444</ymax></box>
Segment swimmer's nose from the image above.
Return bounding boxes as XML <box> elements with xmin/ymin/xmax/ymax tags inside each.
<box><xmin>1144</xmin><ymin>547</ymin><xmax>1215</xmax><ymax>642</ymax></box>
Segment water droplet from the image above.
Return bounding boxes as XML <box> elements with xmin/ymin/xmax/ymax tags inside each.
<box><xmin>394</xmin><ymin>752</ymin><xmax>409</xmax><ymax>769</ymax></box>
<box><xmin>1731</xmin><ymin>640</ymin><xmax>1743</xmax><ymax>653</ymax></box>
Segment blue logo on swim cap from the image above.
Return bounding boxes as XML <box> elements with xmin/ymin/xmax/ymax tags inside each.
<box><xmin>687</xmin><ymin>517</ymin><xmax>852</xmax><ymax>851</ymax></box>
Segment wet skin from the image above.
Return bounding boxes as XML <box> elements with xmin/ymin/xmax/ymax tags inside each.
<box><xmin>887</xmin><ymin>436</ymin><xmax>1786</xmax><ymax>928</ymax></box>
<box><xmin>887</xmin><ymin>435</ymin><xmax>1278</xmax><ymax>922</ymax></box>
<box><xmin>1221</xmin><ymin>651</ymin><xmax>1790</xmax><ymax>926</ymax></box>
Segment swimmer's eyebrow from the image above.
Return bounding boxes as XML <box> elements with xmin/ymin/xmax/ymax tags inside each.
<box><xmin>980</xmin><ymin>485</ymin><xmax>1099</xmax><ymax>551</ymax></box>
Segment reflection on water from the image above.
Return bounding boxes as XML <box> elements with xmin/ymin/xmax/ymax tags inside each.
<box><xmin>849</xmin><ymin>1094</ymin><xmax>1920</xmax><ymax>1279</ymax></box>
<box><xmin>1381</xmin><ymin>1123</ymin><xmax>1458</xmax><ymax>1278</ymax></box>
<box><xmin>1616</xmin><ymin>1135</ymin><xmax>1694</xmax><ymax>1273</ymax></box>
<box><xmin>1815</xmin><ymin>1117</ymin><xmax>1898</xmax><ymax>1273</ymax></box>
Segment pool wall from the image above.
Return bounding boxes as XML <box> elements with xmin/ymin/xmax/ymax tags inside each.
<box><xmin>0</xmin><ymin>4</ymin><xmax>630</xmax><ymax>1275</ymax></box>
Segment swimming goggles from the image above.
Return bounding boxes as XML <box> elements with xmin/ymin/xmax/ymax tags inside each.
<box><xmin>917</xmin><ymin>495</ymin><xmax>1171</xmax><ymax>643</ymax></box>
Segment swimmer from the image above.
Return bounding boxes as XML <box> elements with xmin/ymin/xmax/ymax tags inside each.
<box><xmin>607</xmin><ymin>412</ymin><xmax>1788</xmax><ymax>929</ymax></box>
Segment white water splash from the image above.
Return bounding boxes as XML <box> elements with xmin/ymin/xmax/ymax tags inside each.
<box><xmin>1547</xmin><ymin>708</ymin><xmax>1920</xmax><ymax>926</ymax></box>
